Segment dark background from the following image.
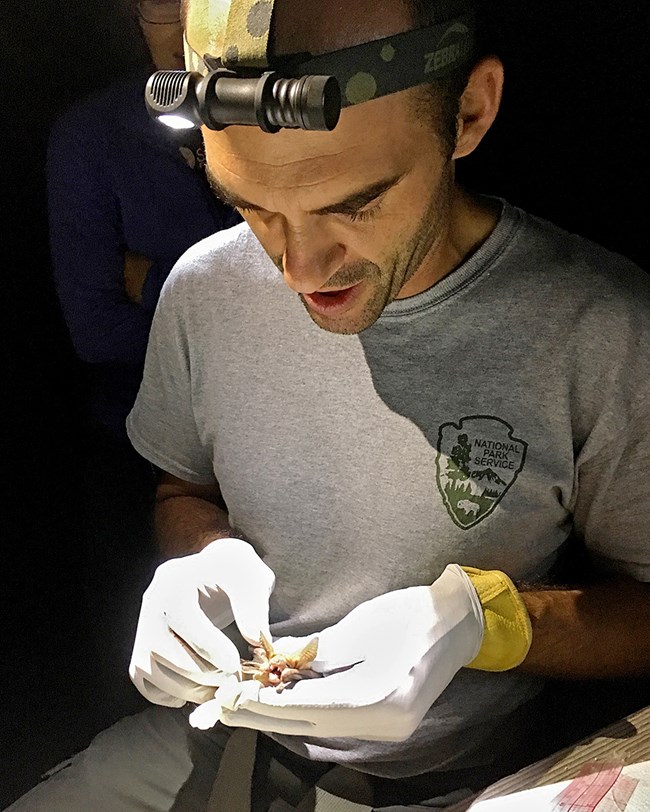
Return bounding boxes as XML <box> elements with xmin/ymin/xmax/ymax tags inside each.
<box><xmin>1</xmin><ymin>0</ymin><xmax>649</xmax><ymax>807</ymax></box>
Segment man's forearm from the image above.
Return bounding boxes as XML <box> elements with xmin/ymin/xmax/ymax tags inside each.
<box><xmin>518</xmin><ymin>577</ymin><xmax>650</xmax><ymax>678</ymax></box>
<box><xmin>155</xmin><ymin>494</ymin><xmax>238</xmax><ymax>558</ymax></box>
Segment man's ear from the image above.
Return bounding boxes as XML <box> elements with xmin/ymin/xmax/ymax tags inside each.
<box><xmin>453</xmin><ymin>56</ymin><xmax>504</xmax><ymax>159</ymax></box>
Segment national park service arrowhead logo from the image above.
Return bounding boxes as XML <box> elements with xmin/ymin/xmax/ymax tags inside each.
<box><xmin>436</xmin><ymin>415</ymin><xmax>527</xmax><ymax>529</ymax></box>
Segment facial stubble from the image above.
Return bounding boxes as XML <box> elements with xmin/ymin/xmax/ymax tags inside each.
<box><xmin>272</xmin><ymin>171</ymin><xmax>453</xmax><ymax>335</ymax></box>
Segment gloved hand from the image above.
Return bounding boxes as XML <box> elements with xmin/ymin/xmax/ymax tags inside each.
<box><xmin>189</xmin><ymin>564</ymin><xmax>485</xmax><ymax>740</ymax></box>
<box><xmin>129</xmin><ymin>538</ymin><xmax>275</xmax><ymax>708</ymax></box>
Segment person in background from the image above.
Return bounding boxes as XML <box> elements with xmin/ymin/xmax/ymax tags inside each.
<box><xmin>47</xmin><ymin>0</ymin><xmax>240</xmax><ymax>445</ymax></box>
<box><xmin>44</xmin><ymin>0</ymin><xmax>241</xmax><ymax>726</ymax></box>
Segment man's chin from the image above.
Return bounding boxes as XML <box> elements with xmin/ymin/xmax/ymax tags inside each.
<box><xmin>299</xmin><ymin>294</ymin><xmax>385</xmax><ymax>335</ymax></box>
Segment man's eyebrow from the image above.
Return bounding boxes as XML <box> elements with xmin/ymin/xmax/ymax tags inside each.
<box><xmin>311</xmin><ymin>175</ymin><xmax>403</xmax><ymax>215</ymax></box>
<box><xmin>205</xmin><ymin>167</ymin><xmax>402</xmax><ymax>216</ymax></box>
<box><xmin>205</xmin><ymin>168</ymin><xmax>257</xmax><ymax>210</ymax></box>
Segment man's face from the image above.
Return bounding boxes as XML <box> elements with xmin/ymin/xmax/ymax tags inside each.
<box><xmin>203</xmin><ymin>91</ymin><xmax>456</xmax><ymax>334</ymax></box>
<box><xmin>195</xmin><ymin>0</ymin><xmax>460</xmax><ymax>334</ymax></box>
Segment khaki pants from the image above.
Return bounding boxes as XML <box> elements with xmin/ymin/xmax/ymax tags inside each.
<box><xmin>4</xmin><ymin>706</ymin><xmax>477</xmax><ymax>812</ymax></box>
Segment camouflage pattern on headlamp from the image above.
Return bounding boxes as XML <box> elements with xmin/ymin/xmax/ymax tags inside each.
<box><xmin>183</xmin><ymin>0</ymin><xmax>274</xmax><ymax>71</ymax></box>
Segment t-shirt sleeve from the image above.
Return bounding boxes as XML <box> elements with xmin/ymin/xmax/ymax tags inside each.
<box><xmin>126</xmin><ymin>273</ymin><xmax>216</xmax><ymax>484</ymax></box>
<box><xmin>572</xmin><ymin>400</ymin><xmax>650</xmax><ymax>582</ymax></box>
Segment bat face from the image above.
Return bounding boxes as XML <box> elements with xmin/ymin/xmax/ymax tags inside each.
<box><xmin>241</xmin><ymin>633</ymin><xmax>320</xmax><ymax>691</ymax></box>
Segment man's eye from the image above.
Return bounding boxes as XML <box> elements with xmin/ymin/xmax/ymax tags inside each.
<box><xmin>345</xmin><ymin>204</ymin><xmax>382</xmax><ymax>224</ymax></box>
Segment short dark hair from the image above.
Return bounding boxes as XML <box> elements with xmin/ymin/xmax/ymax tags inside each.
<box><xmin>407</xmin><ymin>0</ymin><xmax>485</xmax><ymax>157</ymax></box>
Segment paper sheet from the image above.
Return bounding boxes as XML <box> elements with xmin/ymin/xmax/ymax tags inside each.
<box><xmin>467</xmin><ymin>761</ymin><xmax>650</xmax><ymax>812</ymax></box>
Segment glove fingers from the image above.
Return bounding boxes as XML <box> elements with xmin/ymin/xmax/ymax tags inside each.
<box><xmin>189</xmin><ymin>678</ymin><xmax>314</xmax><ymax>736</ymax></box>
<box><xmin>163</xmin><ymin>633</ymin><xmax>221</xmax><ymax>678</ymax></box>
<box><xmin>131</xmin><ymin>614</ymin><xmax>236</xmax><ymax>692</ymax></box>
<box><xmin>152</xmin><ymin>647</ymin><xmax>238</xmax><ymax>688</ymax></box>
<box><xmin>225</xmin><ymin>681</ymin><xmax>333</xmax><ymax>720</ymax></box>
<box><xmin>132</xmin><ymin>611</ymin><xmax>228</xmax><ymax>679</ymax></box>
<box><xmin>220</xmin><ymin>696</ymin><xmax>411</xmax><ymax>742</ymax></box>
<box><xmin>225</xmin><ymin>590</ymin><xmax>271</xmax><ymax>646</ymax></box>
<box><xmin>130</xmin><ymin>661</ymin><xmax>187</xmax><ymax>707</ymax></box>
<box><xmin>140</xmin><ymin>680</ymin><xmax>187</xmax><ymax>708</ymax></box>
<box><xmin>164</xmin><ymin>599</ymin><xmax>242</xmax><ymax>674</ymax></box>
<box><xmin>138</xmin><ymin>677</ymin><xmax>187</xmax><ymax>708</ymax></box>
<box><xmin>147</xmin><ymin>659</ymin><xmax>220</xmax><ymax>704</ymax></box>
<box><xmin>131</xmin><ymin>650</ymin><xmax>229</xmax><ymax>705</ymax></box>
<box><xmin>196</xmin><ymin>585</ymin><xmax>235</xmax><ymax>629</ymax></box>
<box><xmin>219</xmin><ymin>706</ymin><xmax>317</xmax><ymax>737</ymax></box>
<box><xmin>217</xmin><ymin>683</ymin><xmax>372</xmax><ymax>738</ymax></box>
<box><xmin>187</xmin><ymin>674</ymin><xmax>242</xmax><ymax>730</ymax></box>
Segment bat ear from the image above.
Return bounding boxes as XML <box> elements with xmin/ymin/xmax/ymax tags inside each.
<box><xmin>259</xmin><ymin>632</ymin><xmax>274</xmax><ymax>658</ymax></box>
<box><xmin>295</xmin><ymin>637</ymin><xmax>319</xmax><ymax>668</ymax></box>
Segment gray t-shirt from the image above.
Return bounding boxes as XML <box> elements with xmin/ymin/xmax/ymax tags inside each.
<box><xmin>127</xmin><ymin>199</ymin><xmax>650</xmax><ymax>778</ymax></box>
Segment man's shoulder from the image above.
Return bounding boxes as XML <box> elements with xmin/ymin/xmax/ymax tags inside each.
<box><xmin>503</xmin><ymin>204</ymin><xmax>650</xmax><ymax>311</ymax></box>
<box><xmin>176</xmin><ymin>221</ymin><xmax>265</xmax><ymax>266</ymax></box>
<box><xmin>165</xmin><ymin>222</ymin><xmax>273</xmax><ymax>293</ymax></box>
<box><xmin>507</xmin><ymin>207</ymin><xmax>650</xmax><ymax>395</ymax></box>
<box><xmin>154</xmin><ymin>223</ymin><xmax>291</xmax><ymax>344</ymax></box>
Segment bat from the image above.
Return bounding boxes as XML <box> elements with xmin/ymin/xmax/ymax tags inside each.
<box><xmin>241</xmin><ymin>633</ymin><xmax>321</xmax><ymax>692</ymax></box>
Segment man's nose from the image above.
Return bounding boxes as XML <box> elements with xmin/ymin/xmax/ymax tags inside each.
<box><xmin>281</xmin><ymin>225</ymin><xmax>346</xmax><ymax>294</ymax></box>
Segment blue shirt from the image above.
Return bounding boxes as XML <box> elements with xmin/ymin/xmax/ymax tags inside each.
<box><xmin>47</xmin><ymin>69</ymin><xmax>241</xmax><ymax>440</ymax></box>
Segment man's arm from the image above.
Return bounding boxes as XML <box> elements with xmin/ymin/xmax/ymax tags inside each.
<box><xmin>154</xmin><ymin>469</ymin><xmax>650</xmax><ymax>679</ymax></box>
<box><xmin>519</xmin><ymin>577</ymin><xmax>650</xmax><ymax>678</ymax></box>
<box><xmin>46</xmin><ymin>117</ymin><xmax>158</xmax><ymax>367</ymax></box>
<box><xmin>123</xmin><ymin>251</ymin><xmax>153</xmax><ymax>305</ymax></box>
<box><xmin>154</xmin><ymin>471</ymin><xmax>241</xmax><ymax>558</ymax></box>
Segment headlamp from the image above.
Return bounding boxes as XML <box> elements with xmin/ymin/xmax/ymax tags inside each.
<box><xmin>147</xmin><ymin>67</ymin><xmax>341</xmax><ymax>133</ymax></box>
<box><xmin>145</xmin><ymin>0</ymin><xmax>475</xmax><ymax>133</ymax></box>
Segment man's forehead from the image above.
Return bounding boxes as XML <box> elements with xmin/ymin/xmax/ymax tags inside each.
<box><xmin>205</xmin><ymin>133</ymin><xmax>379</xmax><ymax>199</ymax></box>
<box><xmin>207</xmin><ymin>119</ymin><xmax>361</xmax><ymax>167</ymax></box>
<box><xmin>201</xmin><ymin>86</ymin><xmax>417</xmax><ymax>187</ymax></box>
<box><xmin>206</xmin><ymin>158</ymin><xmax>404</xmax><ymax>217</ymax></box>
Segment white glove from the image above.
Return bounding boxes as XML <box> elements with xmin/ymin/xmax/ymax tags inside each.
<box><xmin>129</xmin><ymin>538</ymin><xmax>275</xmax><ymax>707</ymax></box>
<box><xmin>190</xmin><ymin>564</ymin><xmax>483</xmax><ymax>740</ymax></box>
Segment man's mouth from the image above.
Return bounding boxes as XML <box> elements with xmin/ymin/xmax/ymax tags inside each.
<box><xmin>303</xmin><ymin>283</ymin><xmax>363</xmax><ymax>316</ymax></box>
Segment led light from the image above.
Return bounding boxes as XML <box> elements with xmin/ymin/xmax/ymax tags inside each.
<box><xmin>158</xmin><ymin>114</ymin><xmax>197</xmax><ymax>129</ymax></box>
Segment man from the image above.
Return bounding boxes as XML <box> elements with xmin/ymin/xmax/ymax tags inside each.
<box><xmin>8</xmin><ymin>0</ymin><xmax>650</xmax><ymax>809</ymax></box>
<box><xmin>47</xmin><ymin>0</ymin><xmax>240</xmax><ymax>442</ymax></box>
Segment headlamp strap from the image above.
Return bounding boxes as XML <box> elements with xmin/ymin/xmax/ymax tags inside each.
<box><xmin>182</xmin><ymin>0</ymin><xmax>475</xmax><ymax>106</ymax></box>
<box><xmin>289</xmin><ymin>12</ymin><xmax>475</xmax><ymax>107</ymax></box>
<box><xmin>222</xmin><ymin>0</ymin><xmax>275</xmax><ymax>68</ymax></box>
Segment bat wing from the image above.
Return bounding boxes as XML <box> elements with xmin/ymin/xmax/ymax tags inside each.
<box><xmin>290</xmin><ymin>637</ymin><xmax>319</xmax><ymax>670</ymax></box>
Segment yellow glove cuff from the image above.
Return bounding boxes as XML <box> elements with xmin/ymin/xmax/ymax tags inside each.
<box><xmin>461</xmin><ymin>567</ymin><xmax>533</xmax><ymax>672</ymax></box>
